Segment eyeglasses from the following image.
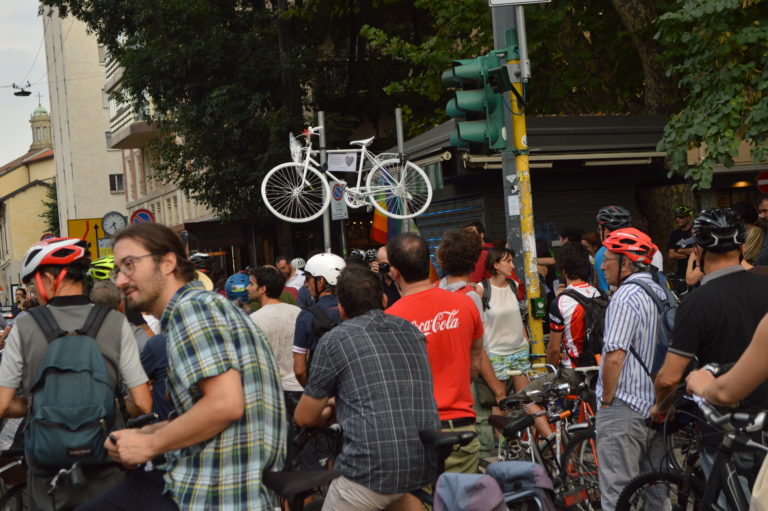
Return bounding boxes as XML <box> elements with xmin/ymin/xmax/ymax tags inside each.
<box><xmin>111</xmin><ymin>253</ymin><xmax>159</xmax><ymax>281</ymax></box>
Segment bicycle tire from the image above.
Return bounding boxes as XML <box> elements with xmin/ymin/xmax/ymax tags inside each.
<box><xmin>558</xmin><ymin>430</ymin><xmax>601</xmax><ymax>510</ymax></box>
<box><xmin>261</xmin><ymin>163</ymin><xmax>330</xmax><ymax>223</ymax></box>
<box><xmin>616</xmin><ymin>470</ymin><xmax>703</xmax><ymax>511</ymax></box>
<box><xmin>366</xmin><ymin>159</ymin><xmax>432</xmax><ymax>219</ymax></box>
<box><xmin>0</xmin><ymin>484</ymin><xmax>25</xmax><ymax>511</ymax></box>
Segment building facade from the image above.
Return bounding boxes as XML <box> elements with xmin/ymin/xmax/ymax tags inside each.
<box><xmin>42</xmin><ymin>10</ymin><xmax>126</xmax><ymax>235</ymax></box>
<box><xmin>0</xmin><ymin>107</ymin><xmax>56</xmax><ymax>304</ymax></box>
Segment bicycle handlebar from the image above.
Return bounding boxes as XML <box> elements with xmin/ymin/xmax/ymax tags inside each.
<box><xmin>691</xmin><ymin>394</ymin><xmax>767</xmax><ymax>433</ymax></box>
<box><xmin>573</xmin><ymin>366</ymin><xmax>599</xmax><ymax>373</ymax></box>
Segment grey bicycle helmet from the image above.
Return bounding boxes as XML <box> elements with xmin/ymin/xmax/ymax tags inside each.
<box><xmin>596</xmin><ymin>205</ymin><xmax>632</xmax><ymax>231</ymax></box>
<box><xmin>692</xmin><ymin>208</ymin><xmax>746</xmax><ymax>253</ymax></box>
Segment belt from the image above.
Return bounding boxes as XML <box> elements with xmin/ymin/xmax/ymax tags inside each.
<box><xmin>440</xmin><ymin>417</ymin><xmax>475</xmax><ymax>429</ymax></box>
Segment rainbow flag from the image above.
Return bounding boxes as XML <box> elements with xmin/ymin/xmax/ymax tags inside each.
<box><xmin>370</xmin><ymin>208</ymin><xmax>438</xmax><ymax>282</ymax></box>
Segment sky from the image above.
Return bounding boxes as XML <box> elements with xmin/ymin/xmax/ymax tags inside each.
<box><xmin>0</xmin><ymin>2</ymin><xmax>49</xmax><ymax>167</ymax></box>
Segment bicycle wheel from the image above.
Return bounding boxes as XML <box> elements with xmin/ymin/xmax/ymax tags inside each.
<box><xmin>616</xmin><ymin>471</ymin><xmax>703</xmax><ymax>511</ymax></box>
<box><xmin>0</xmin><ymin>484</ymin><xmax>25</xmax><ymax>511</ymax></box>
<box><xmin>559</xmin><ymin>430</ymin><xmax>600</xmax><ymax>510</ymax></box>
<box><xmin>366</xmin><ymin>159</ymin><xmax>432</xmax><ymax>219</ymax></box>
<box><xmin>261</xmin><ymin>163</ymin><xmax>330</xmax><ymax>223</ymax></box>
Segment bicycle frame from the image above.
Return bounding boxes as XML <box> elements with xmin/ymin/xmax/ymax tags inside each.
<box><xmin>295</xmin><ymin>129</ymin><xmax>404</xmax><ymax>200</ymax></box>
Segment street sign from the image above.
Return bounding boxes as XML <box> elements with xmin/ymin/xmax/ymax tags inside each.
<box><xmin>97</xmin><ymin>238</ymin><xmax>114</xmax><ymax>258</ymax></box>
<box><xmin>757</xmin><ymin>171</ymin><xmax>768</xmax><ymax>194</ymax></box>
<box><xmin>330</xmin><ymin>183</ymin><xmax>348</xmax><ymax>220</ymax></box>
<box><xmin>130</xmin><ymin>208</ymin><xmax>155</xmax><ymax>223</ymax></box>
<box><xmin>66</xmin><ymin>218</ymin><xmax>103</xmax><ymax>259</ymax></box>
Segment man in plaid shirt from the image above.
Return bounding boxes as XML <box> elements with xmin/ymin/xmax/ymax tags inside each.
<box><xmin>295</xmin><ymin>265</ymin><xmax>440</xmax><ymax>510</ymax></box>
<box><xmin>78</xmin><ymin>223</ymin><xmax>285</xmax><ymax>511</ymax></box>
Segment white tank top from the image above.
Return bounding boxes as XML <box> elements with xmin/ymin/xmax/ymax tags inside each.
<box><xmin>483</xmin><ymin>282</ymin><xmax>526</xmax><ymax>354</ymax></box>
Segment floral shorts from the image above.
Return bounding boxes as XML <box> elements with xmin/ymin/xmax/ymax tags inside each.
<box><xmin>489</xmin><ymin>346</ymin><xmax>531</xmax><ymax>380</ymax></box>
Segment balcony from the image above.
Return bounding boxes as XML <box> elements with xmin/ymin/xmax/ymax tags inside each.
<box><xmin>109</xmin><ymin>119</ymin><xmax>157</xmax><ymax>149</ymax></box>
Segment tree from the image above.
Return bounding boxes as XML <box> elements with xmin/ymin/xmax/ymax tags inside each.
<box><xmin>39</xmin><ymin>181</ymin><xmax>60</xmax><ymax>236</ymax></box>
<box><xmin>40</xmin><ymin>0</ymin><xmax>301</xmax><ymax>220</ymax></box>
<box><xmin>360</xmin><ymin>0</ymin><xmax>664</xmax><ymax>133</ymax></box>
<box><xmin>656</xmin><ymin>0</ymin><xmax>768</xmax><ymax>188</ymax></box>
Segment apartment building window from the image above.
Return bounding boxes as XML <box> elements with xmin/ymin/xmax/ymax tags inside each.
<box><xmin>105</xmin><ymin>131</ymin><xmax>113</xmax><ymax>148</ymax></box>
<box><xmin>97</xmin><ymin>44</ymin><xmax>106</xmax><ymax>64</ymax></box>
<box><xmin>108</xmin><ymin>97</ymin><xmax>118</xmax><ymax>120</ymax></box>
<box><xmin>109</xmin><ymin>174</ymin><xmax>125</xmax><ymax>193</ymax></box>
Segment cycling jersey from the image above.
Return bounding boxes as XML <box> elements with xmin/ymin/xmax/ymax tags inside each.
<box><xmin>549</xmin><ymin>282</ymin><xmax>600</xmax><ymax>368</ymax></box>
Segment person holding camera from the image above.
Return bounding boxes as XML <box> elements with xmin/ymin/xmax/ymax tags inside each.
<box><xmin>369</xmin><ymin>246</ymin><xmax>400</xmax><ymax>307</ymax></box>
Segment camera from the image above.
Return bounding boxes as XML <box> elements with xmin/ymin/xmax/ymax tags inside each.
<box><xmin>378</xmin><ymin>262</ymin><xmax>390</xmax><ymax>274</ymax></box>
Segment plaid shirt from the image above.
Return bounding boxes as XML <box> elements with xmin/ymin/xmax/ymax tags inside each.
<box><xmin>304</xmin><ymin>310</ymin><xmax>440</xmax><ymax>494</ymax></box>
<box><xmin>160</xmin><ymin>281</ymin><xmax>285</xmax><ymax>510</ymax></box>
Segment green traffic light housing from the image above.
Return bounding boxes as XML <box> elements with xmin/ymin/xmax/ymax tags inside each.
<box><xmin>442</xmin><ymin>54</ymin><xmax>508</xmax><ymax>151</ymax></box>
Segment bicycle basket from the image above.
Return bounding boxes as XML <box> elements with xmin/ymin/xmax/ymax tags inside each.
<box><xmin>289</xmin><ymin>133</ymin><xmax>303</xmax><ymax>163</ymax></box>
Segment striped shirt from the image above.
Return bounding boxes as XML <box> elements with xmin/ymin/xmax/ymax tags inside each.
<box><xmin>596</xmin><ymin>272</ymin><xmax>665</xmax><ymax>417</ymax></box>
<box><xmin>160</xmin><ymin>281</ymin><xmax>286</xmax><ymax>510</ymax></box>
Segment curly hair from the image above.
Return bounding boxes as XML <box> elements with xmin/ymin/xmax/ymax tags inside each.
<box><xmin>437</xmin><ymin>229</ymin><xmax>481</xmax><ymax>277</ymax></box>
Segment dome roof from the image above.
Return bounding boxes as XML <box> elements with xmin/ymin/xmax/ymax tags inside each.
<box><xmin>32</xmin><ymin>105</ymin><xmax>49</xmax><ymax>117</ymax></box>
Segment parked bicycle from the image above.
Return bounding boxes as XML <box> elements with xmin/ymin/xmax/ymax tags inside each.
<box><xmin>260</xmin><ymin>126</ymin><xmax>433</xmax><ymax>223</ymax></box>
<box><xmin>616</xmin><ymin>388</ymin><xmax>767</xmax><ymax>510</ymax></box>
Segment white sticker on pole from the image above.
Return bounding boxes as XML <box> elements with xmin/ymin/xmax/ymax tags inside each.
<box><xmin>327</xmin><ymin>152</ymin><xmax>358</xmax><ymax>173</ymax></box>
<box><xmin>507</xmin><ymin>195</ymin><xmax>521</xmax><ymax>216</ymax></box>
<box><xmin>330</xmin><ymin>183</ymin><xmax>349</xmax><ymax>220</ymax></box>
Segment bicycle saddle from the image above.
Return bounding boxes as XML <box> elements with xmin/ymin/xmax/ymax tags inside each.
<box><xmin>262</xmin><ymin>469</ymin><xmax>341</xmax><ymax>498</ymax></box>
<box><xmin>419</xmin><ymin>429</ymin><xmax>476</xmax><ymax>449</ymax></box>
<box><xmin>488</xmin><ymin>414</ymin><xmax>536</xmax><ymax>437</ymax></box>
<box><xmin>349</xmin><ymin>136</ymin><xmax>374</xmax><ymax>147</ymax></box>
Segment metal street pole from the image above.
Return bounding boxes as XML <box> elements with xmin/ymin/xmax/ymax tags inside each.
<box><xmin>318</xmin><ymin>111</ymin><xmax>332</xmax><ymax>253</ymax></box>
<box><xmin>492</xmin><ymin>6</ymin><xmax>544</xmax><ymax>357</ymax></box>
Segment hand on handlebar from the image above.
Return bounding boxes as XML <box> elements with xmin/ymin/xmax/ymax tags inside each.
<box><xmin>685</xmin><ymin>368</ymin><xmax>716</xmax><ymax>398</ymax></box>
<box><xmin>105</xmin><ymin>429</ymin><xmax>158</xmax><ymax>468</ymax></box>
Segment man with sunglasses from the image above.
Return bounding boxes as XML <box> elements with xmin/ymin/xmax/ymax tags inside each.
<box><xmin>667</xmin><ymin>205</ymin><xmax>694</xmax><ymax>286</ymax></box>
<box><xmin>0</xmin><ymin>237</ymin><xmax>152</xmax><ymax>511</ymax></box>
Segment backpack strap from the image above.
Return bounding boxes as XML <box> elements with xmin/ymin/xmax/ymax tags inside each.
<box><xmin>560</xmin><ymin>289</ymin><xmax>589</xmax><ymax>308</ymax></box>
<box><xmin>480</xmin><ymin>279</ymin><xmax>491</xmax><ymax>311</ymax></box>
<box><xmin>308</xmin><ymin>304</ymin><xmax>334</xmax><ymax>335</ymax></box>
<box><xmin>625</xmin><ymin>277</ymin><xmax>667</xmax><ymax>312</ymax></box>
<box><xmin>27</xmin><ymin>307</ymin><xmax>67</xmax><ymax>344</ymax></box>
<box><xmin>623</xmin><ymin>277</ymin><xmax>666</xmax><ymax>377</ymax></box>
<box><xmin>76</xmin><ymin>305</ymin><xmax>112</xmax><ymax>338</ymax></box>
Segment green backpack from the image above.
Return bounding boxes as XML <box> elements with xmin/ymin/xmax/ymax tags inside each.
<box><xmin>26</xmin><ymin>305</ymin><xmax>122</xmax><ymax>469</ymax></box>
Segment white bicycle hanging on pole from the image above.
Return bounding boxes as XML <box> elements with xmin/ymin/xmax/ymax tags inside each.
<box><xmin>260</xmin><ymin>126</ymin><xmax>433</xmax><ymax>223</ymax></box>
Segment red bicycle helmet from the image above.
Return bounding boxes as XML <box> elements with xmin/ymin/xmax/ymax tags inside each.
<box><xmin>21</xmin><ymin>237</ymin><xmax>89</xmax><ymax>283</ymax></box>
<box><xmin>602</xmin><ymin>228</ymin><xmax>657</xmax><ymax>264</ymax></box>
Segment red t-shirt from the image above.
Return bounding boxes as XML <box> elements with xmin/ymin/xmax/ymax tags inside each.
<box><xmin>386</xmin><ymin>287</ymin><xmax>484</xmax><ymax>420</ymax></box>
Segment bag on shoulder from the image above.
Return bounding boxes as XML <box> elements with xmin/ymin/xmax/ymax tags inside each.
<box><xmin>26</xmin><ymin>305</ymin><xmax>121</xmax><ymax>469</ymax></box>
<box><xmin>626</xmin><ymin>277</ymin><xmax>678</xmax><ymax>376</ymax></box>
<box><xmin>307</xmin><ymin>304</ymin><xmax>340</xmax><ymax>343</ymax></box>
<box><xmin>559</xmin><ymin>289</ymin><xmax>609</xmax><ymax>366</ymax></box>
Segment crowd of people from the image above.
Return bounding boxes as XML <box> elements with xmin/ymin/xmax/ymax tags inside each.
<box><xmin>0</xmin><ymin>197</ymin><xmax>767</xmax><ymax>510</ymax></box>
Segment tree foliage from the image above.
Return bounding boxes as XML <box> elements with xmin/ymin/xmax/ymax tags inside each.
<box><xmin>40</xmin><ymin>180</ymin><xmax>60</xmax><ymax>237</ymax></box>
<box><xmin>656</xmin><ymin>0</ymin><xmax>768</xmax><ymax>188</ymax></box>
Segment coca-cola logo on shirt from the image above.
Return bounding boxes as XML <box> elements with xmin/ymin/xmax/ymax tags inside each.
<box><xmin>412</xmin><ymin>309</ymin><xmax>460</xmax><ymax>337</ymax></box>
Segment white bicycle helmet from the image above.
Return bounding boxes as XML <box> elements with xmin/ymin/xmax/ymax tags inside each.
<box><xmin>303</xmin><ymin>253</ymin><xmax>346</xmax><ymax>286</ymax></box>
<box><xmin>21</xmin><ymin>237</ymin><xmax>89</xmax><ymax>283</ymax></box>
<box><xmin>291</xmin><ymin>257</ymin><xmax>306</xmax><ymax>270</ymax></box>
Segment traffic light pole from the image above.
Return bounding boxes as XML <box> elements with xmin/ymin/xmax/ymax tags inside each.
<box><xmin>492</xmin><ymin>6</ymin><xmax>545</xmax><ymax>357</ymax></box>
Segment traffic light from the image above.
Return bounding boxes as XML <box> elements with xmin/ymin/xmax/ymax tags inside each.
<box><xmin>442</xmin><ymin>54</ymin><xmax>507</xmax><ymax>152</ymax></box>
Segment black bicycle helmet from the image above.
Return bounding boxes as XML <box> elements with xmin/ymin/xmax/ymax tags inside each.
<box><xmin>189</xmin><ymin>252</ymin><xmax>213</xmax><ymax>273</ymax></box>
<box><xmin>596</xmin><ymin>205</ymin><xmax>632</xmax><ymax>231</ymax></box>
<box><xmin>691</xmin><ymin>208</ymin><xmax>746</xmax><ymax>253</ymax></box>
